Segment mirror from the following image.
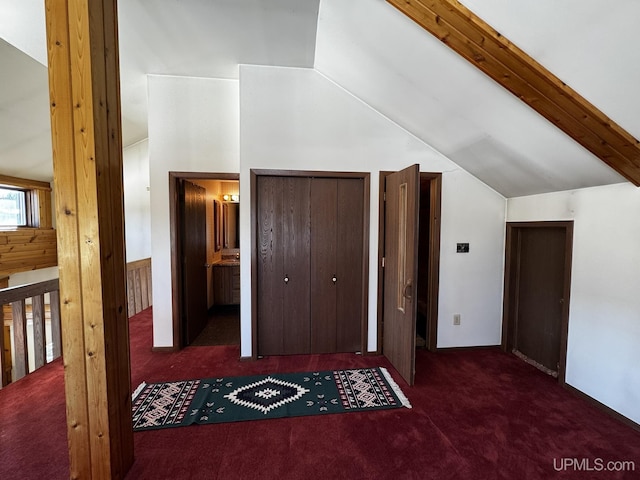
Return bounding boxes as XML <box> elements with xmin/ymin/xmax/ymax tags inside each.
<box><xmin>223</xmin><ymin>202</ymin><xmax>239</xmax><ymax>248</ymax></box>
<box><xmin>213</xmin><ymin>199</ymin><xmax>222</xmax><ymax>251</ymax></box>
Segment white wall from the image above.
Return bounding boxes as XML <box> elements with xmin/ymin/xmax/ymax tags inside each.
<box><xmin>508</xmin><ymin>183</ymin><xmax>640</xmax><ymax>424</ymax></box>
<box><xmin>240</xmin><ymin>65</ymin><xmax>506</xmax><ymax>356</ymax></box>
<box><xmin>8</xmin><ymin>266</ymin><xmax>59</xmax><ymax>287</ymax></box>
<box><xmin>123</xmin><ymin>139</ymin><xmax>151</xmax><ymax>262</ymax></box>
<box><xmin>148</xmin><ymin>75</ymin><xmax>239</xmax><ymax>347</ymax></box>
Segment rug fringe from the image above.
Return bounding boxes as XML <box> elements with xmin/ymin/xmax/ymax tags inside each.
<box><xmin>379</xmin><ymin>367</ymin><xmax>412</xmax><ymax>409</ymax></box>
<box><xmin>132</xmin><ymin>381</ymin><xmax>147</xmax><ymax>401</ymax></box>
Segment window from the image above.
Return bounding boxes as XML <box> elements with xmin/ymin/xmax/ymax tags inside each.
<box><xmin>0</xmin><ymin>187</ymin><xmax>27</xmax><ymax>227</ymax></box>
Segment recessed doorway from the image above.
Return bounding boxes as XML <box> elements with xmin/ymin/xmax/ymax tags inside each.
<box><xmin>169</xmin><ymin>172</ymin><xmax>241</xmax><ymax>349</ymax></box>
<box><xmin>502</xmin><ymin>221</ymin><xmax>573</xmax><ymax>383</ymax></box>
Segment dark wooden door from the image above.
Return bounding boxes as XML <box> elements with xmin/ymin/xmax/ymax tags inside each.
<box><xmin>180</xmin><ymin>179</ymin><xmax>208</xmax><ymax>345</ymax></box>
<box><xmin>310</xmin><ymin>178</ymin><xmax>364</xmax><ymax>353</ymax></box>
<box><xmin>383</xmin><ymin>164</ymin><xmax>420</xmax><ymax>385</ymax></box>
<box><xmin>257</xmin><ymin>176</ymin><xmax>311</xmax><ymax>355</ymax></box>
<box><xmin>514</xmin><ymin>227</ymin><xmax>566</xmax><ymax>372</ymax></box>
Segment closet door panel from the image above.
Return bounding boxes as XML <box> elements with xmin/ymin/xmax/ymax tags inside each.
<box><xmin>336</xmin><ymin>178</ymin><xmax>364</xmax><ymax>352</ymax></box>
<box><xmin>257</xmin><ymin>176</ymin><xmax>285</xmax><ymax>355</ymax></box>
<box><xmin>282</xmin><ymin>177</ymin><xmax>311</xmax><ymax>354</ymax></box>
<box><xmin>310</xmin><ymin>178</ymin><xmax>338</xmax><ymax>353</ymax></box>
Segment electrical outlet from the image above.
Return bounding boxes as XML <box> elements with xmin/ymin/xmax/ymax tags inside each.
<box><xmin>453</xmin><ymin>314</ymin><xmax>461</xmax><ymax>326</ymax></box>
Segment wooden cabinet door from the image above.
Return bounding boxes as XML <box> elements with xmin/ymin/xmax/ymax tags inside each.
<box><xmin>257</xmin><ymin>176</ymin><xmax>311</xmax><ymax>355</ymax></box>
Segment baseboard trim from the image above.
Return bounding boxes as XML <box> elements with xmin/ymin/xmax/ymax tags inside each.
<box><xmin>151</xmin><ymin>346</ymin><xmax>177</xmax><ymax>353</ymax></box>
<box><xmin>362</xmin><ymin>350</ymin><xmax>382</xmax><ymax>356</ymax></box>
<box><xmin>564</xmin><ymin>383</ymin><xmax>640</xmax><ymax>433</ymax></box>
<box><xmin>435</xmin><ymin>344</ymin><xmax>502</xmax><ymax>352</ymax></box>
<box><xmin>239</xmin><ymin>355</ymin><xmax>253</xmax><ymax>362</ymax></box>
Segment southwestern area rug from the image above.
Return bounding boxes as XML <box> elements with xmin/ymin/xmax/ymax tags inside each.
<box><xmin>131</xmin><ymin>367</ymin><xmax>411</xmax><ymax>431</ymax></box>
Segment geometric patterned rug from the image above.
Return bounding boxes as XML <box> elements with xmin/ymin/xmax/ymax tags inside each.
<box><xmin>132</xmin><ymin>367</ymin><xmax>411</xmax><ymax>431</ymax></box>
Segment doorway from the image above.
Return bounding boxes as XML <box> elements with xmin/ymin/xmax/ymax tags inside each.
<box><xmin>169</xmin><ymin>172</ymin><xmax>241</xmax><ymax>349</ymax></box>
<box><xmin>377</xmin><ymin>168</ymin><xmax>442</xmax><ymax>385</ymax></box>
<box><xmin>502</xmin><ymin>221</ymin><xmax>573</xmax><ymax>383</ymax></box>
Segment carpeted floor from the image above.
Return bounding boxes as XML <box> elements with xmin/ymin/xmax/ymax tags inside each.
<box><xmin>1</xmin><ymin>307</ymin><xmax>639</xmax><ymax>480</ymax></box>
<box><xmin>190</xmin><ymin>305</ymin><xmax>240</xmax><ymax>346</ymax></box>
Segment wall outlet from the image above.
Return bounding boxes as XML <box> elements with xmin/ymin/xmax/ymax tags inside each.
<box><xmin>453</xmin><ymin>314</ymin><xmax>461</xmax><ymax>326</ymax></box>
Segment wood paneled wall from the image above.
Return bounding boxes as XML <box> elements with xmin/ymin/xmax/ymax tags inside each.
<box><xmin>126</xmin><ymin>258</ymin><xmax>152</xmax><ymax>317</ymax></box>
<box><xmin>0</xmin><ymin>229</ymin><xmax>57</xmax><ymax>276</ymax></box>
<box><xmin>0</xmin><ymin>175</ymin><xmax>56</xmax><ymax>277</ymax></box>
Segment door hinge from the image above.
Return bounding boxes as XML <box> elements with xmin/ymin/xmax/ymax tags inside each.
<box><xmin>381</xmin><ymin>257</ymin><xmax>385</xmax><ymax>268</ymax></box>
<box><xmin>383</xmin><ymin>192</ymin><xmax>386</xmax><ymax>201</ymax></box>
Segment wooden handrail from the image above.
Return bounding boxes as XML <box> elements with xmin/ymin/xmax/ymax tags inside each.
<box><xmin>0</xmin><ymin>259</ymin><xmax>152</xmax><ymax>388</ymax></box>
<box><xmin>0</xmin><ymin>278</ymin><xmax>61</xmax><ymax>387</ymax></box>
<box><xmin>0</xmin><ymin>279</ymin><xmax>59</xmax><ymax>304</ymax></box>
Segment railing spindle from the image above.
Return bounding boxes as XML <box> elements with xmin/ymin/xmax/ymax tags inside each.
<box><xmin>0</xmin><ymin>279</ymin><xmax>61</xmax><ymax>388</ymax></box>
<box><xmin>0</xmin><ymin>306</ymin><xmax>6</xmax><ymax>387</ymax></box>
<box><xmin>11</xmin><ymin>300</ymin><xmax>28</xmax><ymax>381</ymax></box>
<box><xmin>32</xmin><ymin>294</ymin><xmax>46</xmax><ymax>369</ymax></box>
<box><xmin>50</xmin><ymin>290</ymin><xmax>62</xmax><ymax>359</ymax></box>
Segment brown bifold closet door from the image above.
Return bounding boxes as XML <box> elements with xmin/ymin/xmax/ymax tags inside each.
<box><xmin>310</xmin><ymin>178</ymin><xmax>364</xmax><ymax>353</ymax></box>
<box><xmin>257</xmin><ymin>175</ymin><xmax>364</xmax><ymax>356</ymax></box>
<box><xmin>256</xmin><ymin>176</ymin><xmax>311</xmax><ymax>355</ymax></box>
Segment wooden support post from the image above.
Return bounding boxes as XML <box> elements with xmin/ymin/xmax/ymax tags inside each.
<box><xmin>45</xmin><ymin>1</ymin><xmax>133</xmax><ymax>478</ymax></box>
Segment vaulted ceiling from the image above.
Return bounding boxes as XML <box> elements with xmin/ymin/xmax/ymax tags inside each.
<box><xmin>1</xmin><ymin>0</ymin><xmax>639</xmax><ymax>197</ymax></box>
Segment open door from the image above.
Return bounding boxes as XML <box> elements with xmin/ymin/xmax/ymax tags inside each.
<box><xmin>383</xmin><ymin>164</ymin><xmax>420</xmax><ymax>385</ymax></box>
<box><xmin>179</xmin><ymin>179</ymin><xmax>208</xmax><ymax>346</ymax></box>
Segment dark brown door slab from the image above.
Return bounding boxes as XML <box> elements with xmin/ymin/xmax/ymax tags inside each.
<box><xmin>311</xmin><ymin>178</ymin><xmax>338</xmax><ymax>353</ymax></box>
<box><xmin>257</xmin><ymin>176</ymin><xmax>311</xmax><ymax>355</ymax></box>
<box><xmin>516</xmin><ymin>227</ymin><xmax>565</xmax><ymax>372</ymax></box>
<box><xmin>335</xmin><ymin>178</ymin><xmax>365</xmax><ymax>352</ymax></box>
<box><xmin>180</xmin><ymin>179</ymin><xmax>208</xmax><ymax>345</ymax></box>
<box><xmin>503</xmin><ymin>222</ymin><xmax>573</xmax><ymax>382</ymax></box>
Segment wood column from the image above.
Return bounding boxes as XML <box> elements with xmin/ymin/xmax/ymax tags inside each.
<box><xmin>45</xmin><ymin>1</ymin><xmax>133</xmax><ymax>479</ymax></box>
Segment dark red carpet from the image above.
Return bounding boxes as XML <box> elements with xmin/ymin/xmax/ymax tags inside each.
<box><xmin>1</xmin><ymin>307</ymin><xmax>639</xmax><ymax>479</ymax></box>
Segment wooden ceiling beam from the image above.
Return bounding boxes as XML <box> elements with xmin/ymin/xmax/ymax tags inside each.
<box><xmin>387</xmin><ymin>0</ymin><xmax>640</xmax><ymax>185</ymax></box>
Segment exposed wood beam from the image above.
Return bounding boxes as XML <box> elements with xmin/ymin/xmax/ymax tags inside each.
<box><xmin>45</xmin><ymin>0</ymin><xmax>133</xmax><ymax>478</ymax></box>
<box><xmin>387</xmin><ymin>0</ymin><xmax>640</xmax><ymax>186</ymax></box>
<box><xmin>0</xmin><ymin>174</ymin><xmax>52</xmax><ymax>191</ymax></box>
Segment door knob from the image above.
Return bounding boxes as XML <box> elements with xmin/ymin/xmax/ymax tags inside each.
<box><xmin>332</xmin><ymin>275</ymin><xmax>337</xmax><ymax>284</ymax></box>
<box><xmin>403</xmin><ymin>281</ymin><xmax>413</xmax><ymax>300</ymax></box>
<box><xmin>284</xmin><ymin>274</ymin><xmax>289</xmax><ymax>284</ymax></box>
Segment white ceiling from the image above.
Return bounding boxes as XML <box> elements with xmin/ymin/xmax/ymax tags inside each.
<box><xmin>1</xmin><ymin>0</ymin><xmax>638</xmax><ymax>197</ymax></box>
<box><xmin>314</xmin><ymin>0</ymin><xmax>629</xmax><ymax>197</ymax></box>
<box><xmin>0</xmin><ymin>0</ymin><xmax>319</xmax><ymax>181</ymax></box>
